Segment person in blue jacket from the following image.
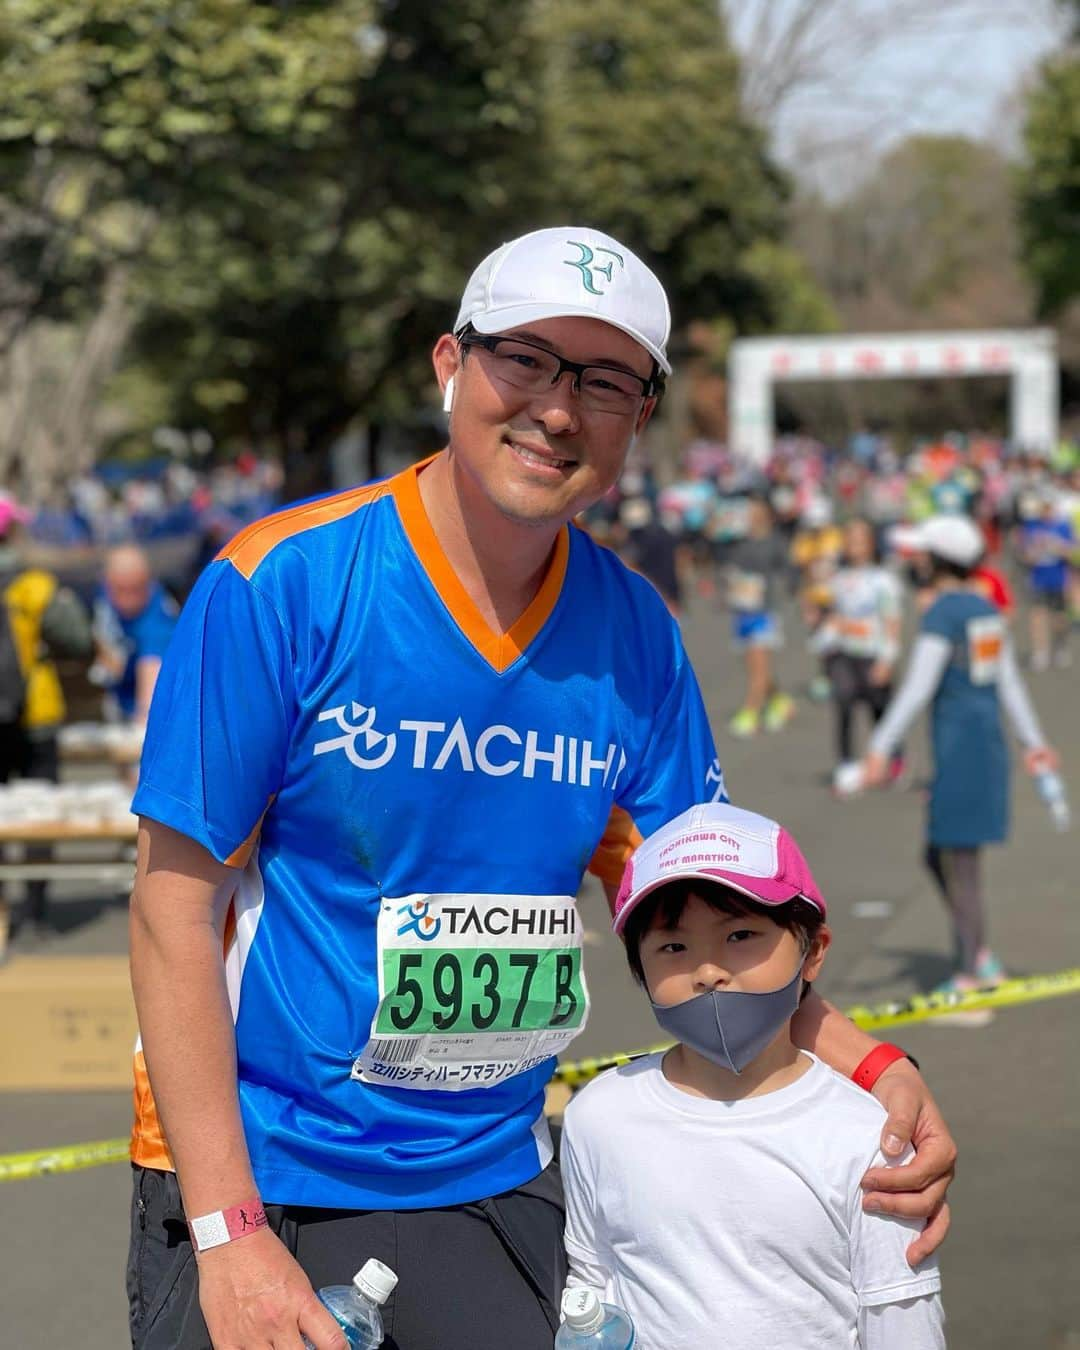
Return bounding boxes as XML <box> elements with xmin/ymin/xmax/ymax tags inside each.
<box><xmin>862</xmin><ymin>516</ymin><xmax>1059</xmax><ymax>1002</ymax></box>
<box><xmin>92</xmin><ymin>545</ymin><xmax>178</xmax><ymax>724</ymax></box>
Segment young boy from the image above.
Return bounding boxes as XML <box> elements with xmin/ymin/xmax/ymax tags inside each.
<box><xmin>561</xmin><ymin>801</ymin><xmax>944</xmax><ymax>1349</ymax></box>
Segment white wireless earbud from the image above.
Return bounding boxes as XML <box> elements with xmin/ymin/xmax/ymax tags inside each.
<box><xmin>442</xmin><ymin>376</ymin><xmax>455</xmax><ymax>414</ymax></box>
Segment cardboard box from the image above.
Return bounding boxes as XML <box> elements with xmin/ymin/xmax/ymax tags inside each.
<box><xmin>0</xmin><ymin>955</ymin><xmax>137</xmax><ymax>1091</ymax></box>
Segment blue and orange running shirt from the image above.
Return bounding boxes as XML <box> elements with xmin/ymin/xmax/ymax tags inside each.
<box><xmin>131</xmin><ymin>457</ymin><xmax>722</xmax><ymax>1209</ymax></box>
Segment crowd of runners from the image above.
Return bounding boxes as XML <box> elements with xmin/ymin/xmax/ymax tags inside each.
<box><xmin>592</xmin><ymin>432</ymin><xmax>1078</xmax><ymax>752</ymax></box>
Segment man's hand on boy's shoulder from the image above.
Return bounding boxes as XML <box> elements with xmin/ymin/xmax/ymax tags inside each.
<box><xmin>861</xmin><ymin>1058</ymin><xmax>956</xmax><ymax>1267</ymax></box>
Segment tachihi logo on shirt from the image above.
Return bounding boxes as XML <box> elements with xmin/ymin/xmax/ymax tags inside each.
<box><xmin>313</xmin><ymin>702</ymin><xmax>397</xmax><ymax>769</ymax></box>
<box><xmin>312</xmin><ymin>700</ymin><xmax>627</xmax><ymax>789</ymax></box>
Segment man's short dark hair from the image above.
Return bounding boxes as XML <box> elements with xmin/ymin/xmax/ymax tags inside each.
<box><xmin>622</xmin><ymin>879</ymin><xmax>825</xmax><ymax>994</ymax></box>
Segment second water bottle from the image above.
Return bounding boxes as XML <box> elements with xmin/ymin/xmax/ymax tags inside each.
<box><xmin>555</xmin><ymin>1286</ymin><xmax>635</xmax><ymax>1349</ymax></box>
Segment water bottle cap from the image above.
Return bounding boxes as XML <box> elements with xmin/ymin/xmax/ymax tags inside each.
<box><xmin>561</xmin><ymin>1286</ymin><xmax>605</xmax><ymax>1335</ymax></box>
<box><xmin>352</xmin><ymin>1258</ymin><xmax>398</xmax><ymax>1305</ymax></box>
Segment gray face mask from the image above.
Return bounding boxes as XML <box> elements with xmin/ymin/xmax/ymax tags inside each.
<box><xmin>650</xmin><ymin>963</ymin><xmax>804</xmax><ymax>1074</ymax></box>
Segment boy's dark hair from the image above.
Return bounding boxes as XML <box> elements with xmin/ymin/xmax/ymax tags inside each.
<box><xmin>622</xmin><ymin>879</ymin><xmax>826</xmax><ymax>997</ymax></box>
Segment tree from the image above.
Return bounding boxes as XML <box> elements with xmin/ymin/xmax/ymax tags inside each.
<box><xmin>0</xmin><ymin>0</ymin><xmax>377</xmax><ymax>488</ymax></box>
<box><xmin>795</xmin><ymin>135</ymin><xmax>1034</xmax><ymax>332</ymax></box>
<box><xmin>1017</xmin><ymin>55</ymin><xmax>1080</xmax><ymax>315</ymax></box>
<box><xmin>539</xmin><ymin>0</ymin><xmax>801</xmax><ymax>333</ymax></box>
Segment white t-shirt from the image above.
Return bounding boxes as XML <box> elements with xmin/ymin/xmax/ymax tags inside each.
<box><xmin>828</xmin><ymin>565</ymin><xmax>902</xmax><ymax>661</ymax></box>
<box><xmin>561</xmin><ymin>1052</ymin><xmax>943</xmax><ymax>1350</ymax></box>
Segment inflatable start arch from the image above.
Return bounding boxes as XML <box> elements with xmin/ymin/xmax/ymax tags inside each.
<box><xmin>728</xmin><ymin>329</ymin><xmax>1058</xmax><ymax>464</ymax></box>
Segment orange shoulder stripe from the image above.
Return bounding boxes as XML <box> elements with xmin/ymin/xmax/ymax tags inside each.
<box><xmin>224</xmin><ymin>795</ymin><xmax>275</xmax><ymax>869</ymax></box>
<box><xmin>587</xmin><ymin>804</ymin><xmax>643</xmax><ymax>894</ymax></box>
<box><xmin>220</xmin><ymin>480</ymin><xmax>391</xmax><ymax>581</ymax></box>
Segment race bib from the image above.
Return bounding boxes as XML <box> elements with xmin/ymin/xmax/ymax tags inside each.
<box><xmin>966</xmin><ymin>615</ymin><xmax>1004</xmax><ymax>685</ymax></box>
<box><xmin>728</xmin><ymin>569</ymin><xmax>766</xmax><ymax>612</ymax></box>
<box><xmin>353</xmin><ymin>893</ymin><xmax>589</xmax><ymax>1092</ymax></box>
<box><xmin>838</xmin><ymin>615</ymin><xmax>879</xmax><ymax>652</ymax></box>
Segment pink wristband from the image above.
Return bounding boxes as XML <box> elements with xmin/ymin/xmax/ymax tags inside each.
<box><xmin>188</xmin><ymin>1198</ymin><xmax>268</xmax><ymax>1253</ymax></box>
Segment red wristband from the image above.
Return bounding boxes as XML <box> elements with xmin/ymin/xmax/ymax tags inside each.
<box><xmin>851</xmin><ymin>1043</ymin><xmax>908</xmax><ymax>1093</ymax></box>
<box><xmin>188</xmin><ymin>1198</ymin><xmax>268</xmax><ymax>1253</ymax></box>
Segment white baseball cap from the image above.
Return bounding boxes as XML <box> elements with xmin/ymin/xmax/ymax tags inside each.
<box><xmin>454</xmin><ymin>226</ymin><xmax>672</xmax><ymax>375</ymax></box>
<box><xmin>889</xmin><ymin>515</ymin><xmax>985</xmax><ymax>567</ymax></box>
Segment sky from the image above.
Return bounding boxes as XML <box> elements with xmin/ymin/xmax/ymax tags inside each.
<box><xmin>724</xmin><ymin>0</ymin><xmax>1070</xmax><ymax>191</ymax></box>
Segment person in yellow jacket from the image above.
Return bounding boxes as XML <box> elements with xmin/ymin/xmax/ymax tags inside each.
<box><xmin>0</xmin><ymin>498</ymin><xmax>93</xmax><ymax>960</ymax></box>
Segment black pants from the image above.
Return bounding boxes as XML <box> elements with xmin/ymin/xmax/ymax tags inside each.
<box><xmin>127</xmin><ymin>1163</ymin><xmax>566</xmax><ymax>1349</ymax></box>
<box><xmin>825</xmin><ymin>652</ymin><xmax>895</xmax><ymax>764</ymax></box>
<box><xmin>924</xmin><ymin>845</ymin><xmax>984</xmax><ymax>974</ymax></box>
<box><xmin>0</xmin><ymin>724</ymin><xmax>58</xmax><ymax>927</ymax></box>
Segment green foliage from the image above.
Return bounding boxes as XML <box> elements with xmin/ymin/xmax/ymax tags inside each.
<box><xmin>539</xmin><ymin>0</ymin><xmax>797</xmax><ymax>331</ymax></box>
<box><xmin>1017</xmin><ymin>55</ymin><xmax>1080</xmax><ymax>315</ymax></box>
<box><xmin>0</xmin><ymin>0</ymin><xmax>371</xmax><ymax>326</ymax></box>
<box><xmin>738</xmin><ymin>239</ymin><xmax>838</xmax><ymax>336</ymax></box>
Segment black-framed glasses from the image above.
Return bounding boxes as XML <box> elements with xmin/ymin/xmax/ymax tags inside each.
<box><xmin>457</xmin><ymin>329</ymin><xmax>662</xmax><ymax>414</ymax></box>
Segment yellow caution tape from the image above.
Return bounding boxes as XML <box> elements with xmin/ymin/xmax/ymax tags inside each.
<box><xmin>3</xmin><ymin>968</ymin><xmax>1079</xmax><ymax>1180</ymax></box>
<box><xmin>554</xmin><ymin>967</ymin><xmax>1080</xmax><ymax>1087</ymax></box>
<box><xmin>840</xmin><ymin>965</ymin><xmax>1080</xmax><ymax>1031</ymax></box>
<box><xmin>0</xmin><ymin>1136</ymin><xmax>129</xmax><ymax>1184</ymax></box>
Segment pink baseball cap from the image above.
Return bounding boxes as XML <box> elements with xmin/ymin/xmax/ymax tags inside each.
<box><xmin>612</xmin><ymin>802</ymin><xmax>826</xmax><ymax>935</ymax></box>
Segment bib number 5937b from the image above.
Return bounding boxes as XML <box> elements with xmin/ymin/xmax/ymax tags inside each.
<box><xmin>383</xmin><ymin>948</ymin><xmax>581</xmax><ymax>1035</ymax></box>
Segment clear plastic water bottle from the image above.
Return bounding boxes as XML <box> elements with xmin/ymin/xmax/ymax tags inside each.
<box><xmin>1035</xmin><ymin>769</ymin><xmax>1071</xmax><ymax>831</ymax></box>
<box><xmin>302</xmin><ymin>1258</ymin><xmax>397</xmax><ymax>1349</ymax></box>
<box><xmin>555</xmin><ymin>1286</ymin><xmax>635</xmax><ymax>1348</ymax></box>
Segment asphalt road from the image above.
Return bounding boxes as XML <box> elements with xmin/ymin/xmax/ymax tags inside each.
<box><xmin>2</xmin><ymin>590</ymin><xmax>1078</xmax><ymax>1349</ymax></box>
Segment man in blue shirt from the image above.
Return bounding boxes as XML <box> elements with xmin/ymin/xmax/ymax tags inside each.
<box><xmin>127</xmin><ymin>228</ymin><xmax>956</xmax><ymax>1350</ymax></box>
<box><xmin>93</xmin><ymin>546</ymin><xmax>177</xmax><ymax>723</ymax></box>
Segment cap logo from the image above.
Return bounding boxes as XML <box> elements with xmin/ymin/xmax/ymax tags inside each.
<box><xmin>564</xmin><ymin>240</ymin><xmax>624</xmax><ymax>295</ymax></box>
<box><xmin>658</xmin><ymin>831</ymin><xmax>740</xmax><ymax>860</ymax></box>
<box><xmin>640</xmin><ymin>818</ymin><xmax>778</xmax><ymax>880</ymax></box>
